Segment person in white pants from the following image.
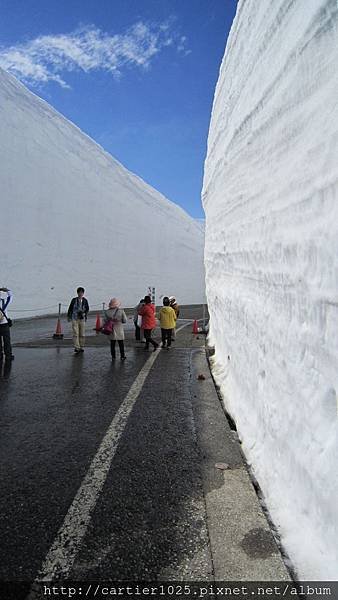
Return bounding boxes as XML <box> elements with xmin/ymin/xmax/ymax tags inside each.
<box><xmin>67</xmin><ymin>287</ymin><xmax>89</xmax><ymax>353</ymax></box>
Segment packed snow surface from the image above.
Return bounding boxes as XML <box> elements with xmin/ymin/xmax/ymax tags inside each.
<box><xmin>203</xmin><ymin>0</ymin><xmax>338</xmax><ymax>580</ymax></box>
<box><xmin>0</xmin><ymin>68</ymin><xmax>204</xmax><ymax>317</ymax></box>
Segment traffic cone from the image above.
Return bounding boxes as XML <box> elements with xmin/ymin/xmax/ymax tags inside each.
<box><xmin>94</xmin><ymin>313</ymin><xmax>102</xmax><ymax>332</ymax></box>
<box><xmin>53</xmin><ymin>317</ymin><xmax>63</xmax><ymax>339</ymax></box>
<box><xmin>192</xmin><ymin>319</ymin><xmax>199</xmax><ymax>334</ymax></box>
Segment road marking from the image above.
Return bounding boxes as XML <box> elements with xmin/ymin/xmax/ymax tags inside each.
<box><xmin>29</xmin><ymin>350</ymin><xmax>160</xmax><ymax>587</ymax></box>
<box><xmin>176</xmin><ymin>320</ymin><xmax>194</xmax><ymax>333</ymax></box>
<box><xmin>28</xmin><ymin>319</ymin><xmax>198</xmax><ymax>594</ymax></box>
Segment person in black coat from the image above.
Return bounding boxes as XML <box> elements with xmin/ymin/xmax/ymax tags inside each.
<box><xmin>0</xmin><ymin>287</ymin><xmax>14</xmax><ymax>361</ymax></box>
<box><xmin>67</xmin><ymin>287</ymin><xmax>89</xmax><ymax>353</ymax></box>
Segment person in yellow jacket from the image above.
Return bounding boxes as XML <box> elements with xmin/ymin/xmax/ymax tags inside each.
<box><xmin>159</xmin><ymin>296</ymin><xmax>176</xmax><ymax>349</ymax></box>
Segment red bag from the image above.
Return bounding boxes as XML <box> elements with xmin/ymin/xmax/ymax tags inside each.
<box><xmin>101</xmin><ymin>319</ymin><xmax>114</xmax><ymax>335</ymax></box>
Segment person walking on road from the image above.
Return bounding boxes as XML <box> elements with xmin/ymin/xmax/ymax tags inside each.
<box><xmin>133</xmin><ymin>299</ymin><xmax>145</xmax><ymax>341</ymax></box>
<box><xmin>138</xmin><ymin>295</ymin><xmax>159</xmax><ymax>351</ymax></box>
<box><xmin>67</xmin><ymin>287</ymin><xmax>89</xmax><ymax>353</ymax></box>
<box><xmin>104</xmin><ymin>298</ymin><xmax>127</xmax><ymax>361</ymax></box>
<box><xmin>0</xmin><ymin>287</ymin><xmax>14</xmax><ymax>362</ymax></box>
<box><xmin>169</xmin><ymin>296</ymin><xmax>180</xmax><ymax>341</ymax></box>
<box><xmin>159</xmin><ymin>296</ymin><xmax>176</xmax><ymax>349</ymax></box>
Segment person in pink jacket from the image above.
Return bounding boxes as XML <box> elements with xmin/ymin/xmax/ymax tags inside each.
<box><xmin>138</xmin><ymin>295</ymin><xmax>159</xmax><ymax>351</ymax></box>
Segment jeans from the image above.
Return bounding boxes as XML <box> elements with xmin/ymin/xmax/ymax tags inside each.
<box><xmin>161</xmin><ymin>328</ymin><xmax>172</xmax><ymax>347</ymax></box>
<box><xmin>110</xmin><ymin>340</ymin><xmax>125</xmax><ymax>358</ymax></box>
<box><xmin>0</xmin><ymin>323</ymin><xmax>12</xmax><ymax>359</ymax></box>
<box><xmin>143</xmin><ymin>329</ymin><xmax>158</xmax><ymax>349</ymax></box>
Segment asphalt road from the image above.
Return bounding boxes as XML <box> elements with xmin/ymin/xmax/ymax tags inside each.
<box><xmin>10</xmin><ymin>305</ymin><xmax>208</xmax><ymax>346</ymax></box>
<box><xmin>0</xmin><ymin>309</ymin><xmax>212</xmax><ymax>587</ymax></box>
<box><xmin>0</xmin><ymin>305</ymin><xmax>289</xmax><ymax>599</ymax></box>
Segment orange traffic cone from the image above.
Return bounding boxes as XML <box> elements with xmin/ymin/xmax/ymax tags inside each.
<box><xmin>192</xmin><ymin>319</ymin><xmax>199</xmax><ymax>334</ymax></box>
<box><xmin>94</xmin><ymin>313</ymin><xmax>102</xmax><ymax>332</ymax></box>
<box><xmin>53</xmin><ymin>317</ymin><xmax>63</xmax><ymax>339</ymax></box>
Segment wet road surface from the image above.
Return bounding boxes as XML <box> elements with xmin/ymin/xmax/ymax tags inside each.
<box><xmin>0</xmin><ymin>308</ymin><xmax>213</xmax><ymax>584</ymax></box>
<box><xmin>10</xmin><ymin>305</ymin><xmax>208</xmax><ymax>345</ymax></box>
<box><xmin>0</xmin><ymin>306</ymin><xmax>289</xmax><ymax>596</ymax></box>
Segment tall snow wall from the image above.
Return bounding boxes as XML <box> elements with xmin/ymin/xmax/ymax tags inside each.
<box><xmin>203</xmin><ymin>0</ymin><xmax>338</xmax><ymax>579</ymax></box>
<box><xmin>0</xmin><ymin>68</ymin><xmax>204</xmax><ymax>317</ymax></box>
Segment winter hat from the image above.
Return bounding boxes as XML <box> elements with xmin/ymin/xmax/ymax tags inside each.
<box><xmin>109</xmin><ymin>298</ymin><xmax>121</xmax><ymax>309</ymax></box>
<box><xmin>169</xmin><ymin>296</ymin><xmax>176</xmax><ymax>303</ymax></box>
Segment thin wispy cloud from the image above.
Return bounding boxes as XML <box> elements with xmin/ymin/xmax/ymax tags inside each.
<box><xmin>0</xmin><ymin>21</ymin><xmax>190</xmax><ymax>88</ymax></box>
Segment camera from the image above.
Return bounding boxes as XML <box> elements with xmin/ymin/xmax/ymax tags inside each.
<box><xmin>77</xmin><ymin>310</ymin><xmax>84</xmax><ymax>320</ymax></box>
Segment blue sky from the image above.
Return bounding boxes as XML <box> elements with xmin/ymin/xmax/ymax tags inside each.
<box><xmin>0</xmin><ymin>0</ymin><xmax>237</xmax><ymax>218</ymax></box>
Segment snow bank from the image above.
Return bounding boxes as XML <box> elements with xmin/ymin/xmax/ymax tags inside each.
<box><xmin>0</xmin><ymin>68</ymin><xmax>204</xmax><ymax>317</ymax></box>
<box><xmin>203</xmin><ymin>0</ymin><xmax>338</xmax><ymax>579</ymax></box>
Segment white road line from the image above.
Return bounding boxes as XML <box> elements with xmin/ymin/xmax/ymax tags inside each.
<box><xmin>28</xmin><ymin>319</ymin><xmax>197</xmax><ymax>595</ymax></box>
<box><xmin>176</xmin><ymin>320</ymin><xmax>194</xmax><ymax>333</ymax></box>
<box><xmin>175</xmin><ymin>318</ymin><xmax>193</xmax><ymax>322</ymax></box>
<box><xmin>30</xmin><ymin>350</ymin><xmax>159</xmax><ymax>586</ymax></box>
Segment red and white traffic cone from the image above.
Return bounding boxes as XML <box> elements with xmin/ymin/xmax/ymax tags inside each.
<box><xmin>53</xmin><ymin>317</ymin><xmax>63</xmax><ymax>339</ymax></box>
<box><xmin>94</xmin><ymin>313</ymin><xmax>102</xmax><ymax>332</ymax></box>
<box><xmin>192</xmin><ymin>319</ymin><xmax>199</xmax><ymax>334</ymax></box>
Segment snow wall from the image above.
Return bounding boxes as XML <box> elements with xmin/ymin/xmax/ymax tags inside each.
<box><xmin>203</xmin><ymin>0</ymin><xmax>338</xmax><ymax>579</ymax></box>
<box><xmin>0</xmin><ymin>68</ymin><xmax>204</xmax><ymax>317</ymax></box>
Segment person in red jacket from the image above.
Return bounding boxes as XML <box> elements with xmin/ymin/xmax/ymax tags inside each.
<box><xmin>138</xmin><ymin>295</ymin><xmax>159</xmax><ymax>351</ymax></box>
